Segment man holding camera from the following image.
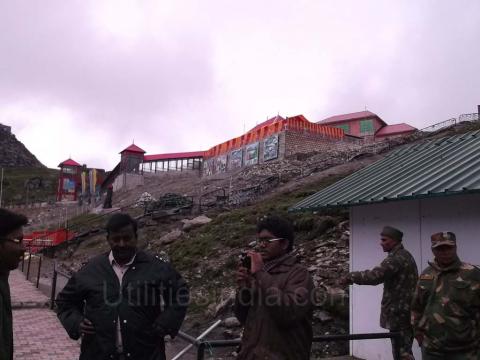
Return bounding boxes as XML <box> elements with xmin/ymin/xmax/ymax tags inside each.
<box><xmin>234</xmin><ymin>215</ymin><xmax>314</xmax><ymax>359</ymax></box>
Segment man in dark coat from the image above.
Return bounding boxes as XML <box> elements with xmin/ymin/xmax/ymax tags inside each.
<box><xmin>234</xmin><ymin>215</ymin><xmax>314</xmax><ymax>360</ymax></box>
<box><xmin>0</xmin><ymin>209</ymin><xmax>27</xmax><ymax>360</ymax></box>
<box><xmin>56</xmin><ymin>213</ymin><xmax>189</xmax><ymax>360</ymax></box>
<box><xmin>340</xmin><ymin>226</ymin><xmax>418</xmax><ymax>360</ymax></box>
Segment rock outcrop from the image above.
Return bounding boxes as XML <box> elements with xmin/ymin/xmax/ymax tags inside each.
<box><xmin>0</xmin><ymin>125</ymin><xmax>44</xmax><ymax>167</ymax></box>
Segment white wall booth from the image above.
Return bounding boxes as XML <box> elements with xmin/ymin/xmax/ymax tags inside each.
<box><xmin>349</xmin><ymin>193</ymin><xmax>480</xmax><ymax>360</ymax></box>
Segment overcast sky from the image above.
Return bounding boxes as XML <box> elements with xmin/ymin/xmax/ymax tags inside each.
<box><xmin>1</xmin><ymin>0</ymin><xmax>479</xmax><ymax>169</ymax></box>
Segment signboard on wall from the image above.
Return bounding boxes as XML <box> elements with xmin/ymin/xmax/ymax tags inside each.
<box><xmin>229</xmin><ymin>148</ymin><xmax>243</xmax><ymax>169</ymax></box>
<box><xmin>263</xmin><ymin>134</ymin><xmax>279</xmax><ymax>161</ymax></box>
<box><xmin>245</xmin><ymin>142</ymin><xmax>259</xmax><ymax>166</ymax></box>
<box><xmin>63</xmin><ymin>178</ymin><xmax>75</xmax><ymax>193</ymax></box>
<box><xmin>216</xmin><ymin>155</ymin><xmax>227</xmax><ymax>173</ymax></box>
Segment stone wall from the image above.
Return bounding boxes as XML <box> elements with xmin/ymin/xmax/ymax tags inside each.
<box><xmin>144</xmin><ymin>169</ymin><xmax>201</xmax><ymax>179</ymax></box>
<box><xmin>284</xmin><ymin>130</ymin><xmax>363</xmax><ymax>157</ymax></box>
<box><xmin>202</xmin><ymin>130</ymin><xmax>364</xmax><ymax>177</ymax></box>
<box><xmin>203</xmin><ymin>133</ymin><xmax>285</xmax><ymax>176</ymax></box>
<box><xmin>113</xmin><ymin>173</ymin><xmax>144</xmax><ymax>192</ymax></box>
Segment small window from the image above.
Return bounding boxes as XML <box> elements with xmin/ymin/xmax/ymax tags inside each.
<box><xmin>336</xmin><ymin>124</ymin><xmax>350</xmax><ymax>134</ymax></box>
<box><xmin>360</xmin><ymin>119</ymin><xmax>374</xmax><ymax>134</ymax></box>
<box><xmin>62</xmin><ymin>166</ymin><xmax>76</xmax><ymax>174</ymax></box>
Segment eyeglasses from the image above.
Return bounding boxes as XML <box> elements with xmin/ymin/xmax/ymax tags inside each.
<box><xmin>0</xmin><ymin>237</ymin><xmax>23</xmax><ymax>245</ymax></box>
<box><xmin>253</xmin><ymin>237</ymin><xmax>284</xmax><ymax>246</ymax></box>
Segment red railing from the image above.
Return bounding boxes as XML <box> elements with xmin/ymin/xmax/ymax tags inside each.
<box><xmin>23</xmin><ymin>229</ymin><xmax>75</xmax><ymax>253</ymax></box>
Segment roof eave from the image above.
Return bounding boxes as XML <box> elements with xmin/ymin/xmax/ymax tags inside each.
<box><xmin>289</xmin><ymin>189</ymin><xmax>480</xmax><ymax>213</ymax></box>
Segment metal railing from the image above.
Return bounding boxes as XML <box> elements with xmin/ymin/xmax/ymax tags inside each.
<box><xmin>177</xmin><ymin>330</ymin><xmax>401</xmax><ymax>360</ymax></box>
<box><xmin>199</xmin><ymin>188</ymin><xmax>227</xmax><ymax>211</ymax></box>
<box><xmin>48</xmin><ymin>264</ymin><xmax>402</xmax><ymax>359</ymax></box>
<box><xmin>50</xmin><ymin>261</ymin><xmax>73</xmax><ymax>310</ymax></box>
<box><xmin>20</xmin><ymin>248</ymin><xmax>43</xmax><ymax>289</ymax></box>
<box><xmin>458</xmin><ymin>112</ymin><xmax>479</xmax><ymax>123</ymax></box>
<box><xmin>228</xmin><ymin>175</ymin><xmax>280</xmax><ymax>206</ymax></box>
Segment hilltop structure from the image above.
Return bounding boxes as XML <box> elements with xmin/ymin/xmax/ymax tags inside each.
<box><xmin>57</xmin><ymin>158</ymin><xmax>105</xmax><ymax>202</ymax></box>
<box><xmin>317</xmin><ymin>110</ymin><xmax>417</xmax><ymax>140</ymax></box>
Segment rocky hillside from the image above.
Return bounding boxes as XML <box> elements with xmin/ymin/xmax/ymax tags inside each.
<box><xmin>0</xmin><ymin>125</ymin><xmax>44</xmax><ymax>167</ymax></box>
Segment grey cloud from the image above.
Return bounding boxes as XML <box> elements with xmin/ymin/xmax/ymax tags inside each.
<box><xmin>0</xmin><ymin>1</ymin><xmax>214</xmax><ymax>132</ymax></box>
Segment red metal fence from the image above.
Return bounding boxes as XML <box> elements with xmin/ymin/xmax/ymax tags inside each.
<box><xmin>23</xmin><ymin>229</ymin><xmax>75</xmax><ymax>253</ymax></box>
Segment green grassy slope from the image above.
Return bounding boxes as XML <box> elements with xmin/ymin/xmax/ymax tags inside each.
<box><xmin>1</xmin><ymin>167</ymin><xmax>59</xmax><ymax>205</ymax></box>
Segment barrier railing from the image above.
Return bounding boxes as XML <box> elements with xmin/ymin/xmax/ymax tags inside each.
<box><xmin>199</xmin><ymin>188</ymin><xmax>227</xmax><ymax>211</ymax></box>
<box><xmin>177</xmin><ymin>330</ymin><xmax>401</xmax><ymax>360</ymax></box>
<box><xmin>50</xmin><ymin>261</ymin><xmax>72</xmax><ymax>310</ymax></box>
<box><xmin>49</xmin><ymin>264</ymin><xmax>401</xmax><ymax>359</ymax></box>
<box><xmin>20</xmin><ymin>246</ymin><xmax>43</xmax><ymax>289</ymax></box>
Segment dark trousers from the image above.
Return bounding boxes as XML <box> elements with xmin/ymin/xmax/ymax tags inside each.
<box><xmin>390</xmin><ymin>328</ymin><xmax>414</xmax><ymax>360</ymax></box>
<box><xmin>422</xmin><ymin>348</ymin><xmax>478</xmax><ymax>360</ymax></box>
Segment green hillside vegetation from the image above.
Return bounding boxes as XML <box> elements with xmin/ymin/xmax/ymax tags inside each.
<box><xmin>166</xmin><ymin>173</ymin><xmax>348</xmax><ymax>272</ymax></box>
<box><xmin>1</xmin><ymin>167</ymin><xmax>59</xmax><ymax>205</ymax></box>
<box><xmin>154</xmin><ymin>172</ymin><xmax>350</xmax><ymax>317</ymax></box>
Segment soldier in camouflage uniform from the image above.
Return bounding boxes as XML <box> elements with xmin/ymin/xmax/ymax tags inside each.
<box><xmin>340</xmin><ymin>226</ymin><xmax>418</xmax><ymax>360</ymax></box>
<box><xmin>411</xmin><ymin>232</ymin><xmax>480</xmax><ymax>359</ymax></box>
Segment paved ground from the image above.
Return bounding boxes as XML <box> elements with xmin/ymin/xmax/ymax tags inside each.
<box><xmin>10</xmin><ymin>270</ymin><xmax>81</xmax><ymax>359</ymax></box>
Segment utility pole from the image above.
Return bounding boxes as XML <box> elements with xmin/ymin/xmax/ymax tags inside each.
<box><xmin>0</xmin><ymin>168</ymin><xmax>4</xmax><ymax>207</ymax></box>
<box><xmin>64</xmin><ymin>207</ymin><xmax>68</xmax><ymax>229</ymax></box>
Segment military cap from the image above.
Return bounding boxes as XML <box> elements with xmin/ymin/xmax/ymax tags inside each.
<box><xmin>380</xmin><ymin>226</ymin><xmax>403</xmax><ymax>242</ymax></box>
<box><xmin>431</xmin><ymin>231</ymin><xmax>456</xmax><ymax>248</ymax></box>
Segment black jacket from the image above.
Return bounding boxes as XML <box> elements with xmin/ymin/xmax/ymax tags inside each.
<box><xmin>56</xmin><ymin>251</ymin><xmax>189</xmax><ymax>360</ymax></box>
<box><xmin>0</xmin><ymin>272</ymin><xmax>13</xmax><ymax>360</ymax></box>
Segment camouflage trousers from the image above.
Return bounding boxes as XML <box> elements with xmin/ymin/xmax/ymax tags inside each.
<box><xmin>421</xmin><ymin>348</ymin><xmax>478</xmax><ymax>360</ymax></box>
<box><xmin>390</xmin><ymin>328</ymin><xmax>414</xmax><ymax>360</ymax></box>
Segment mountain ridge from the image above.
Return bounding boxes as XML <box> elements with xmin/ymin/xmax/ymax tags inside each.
<box><xmin>0</xmin><ymin>124</ymin><xmax>45</xmax><ymax>168</ymax></box>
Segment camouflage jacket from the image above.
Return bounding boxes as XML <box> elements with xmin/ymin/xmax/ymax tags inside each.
<box><xmin>347</xmin><ymin>243</ymin><xmax>418</xmax><ymax>330</ymax></box>
<box><xmin>411</xmin><ymin>258</ymin><xmax>480</xmax><ymax>353</ymax></box>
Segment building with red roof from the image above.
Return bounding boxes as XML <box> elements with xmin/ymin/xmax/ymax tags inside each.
<box><xmin>57</xmin><ymin>158</ymin><xmax>82</xmax><ymax>201</ymax></box>
<box><xmin>120</xmin><ymin>144</ymin><xmax>146</xmax><ymax>154</ymax></box>
<box><xmin>374</xmin><ymin>123</ymin><xmax>417</xmax><ymax>138</ymax></box>
<box><xmin>142</xmin><ymin>151</ymin><xmax>204</xmax><ymax>173</ymax></box>
<box><xmin>248</xmin><ymin>115</ymin><xmax>285</xmax><ymax>133</ymax></box>
<box><xmin>57</xmin><ymin>158</ymin><xmax>105</xmax><ymax>202</ymax></box>
<box><xmin>317</xmin><ymin>110</ymin><xmax>417</xmax><ymax>140</ymax></box>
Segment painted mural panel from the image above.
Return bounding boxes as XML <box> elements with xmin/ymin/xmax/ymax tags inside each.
<box><xmin>263</xmin><ymin>134</ymin><xmax>279</xmax><ymax>161</ymax></box>
<box><xmin>63</xmin><ymin>178</ymin><xmax>75</xmax><ymax>192</ymax></box>
<box><xmin>216</xmin><ymin>155</ymin><xmax>227</xmax><ymax>173</ymax></box>
<box><xmin>229</xmin><ymin>148</ymin><xmax>243</xmax><ymax>169</ymax></box>
<box><xmin>245</xmin><ymin>142</ymin><xmax>259</xmax><ymax>166</ymax></box>
<box><xmin>203</xmin><ymin>158</ymin><xmax>214</xmax><ymax>176</ymax></box>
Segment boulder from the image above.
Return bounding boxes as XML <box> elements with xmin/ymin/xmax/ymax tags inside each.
<box><xmin>159</xmin><ymin>229</ymin><xmax>183</xmax><ymax>245</ymax></box>
<box><xmin>223</xmin><ymin>317</ymin><xmax>241</xmax><ymax>328</ymax></box>
<box><xmin>182</xmin><ymin>215</ymin><xmax>212</xmax><ymax>231</ymax></box>
<box><xmin>214</xmin><ymin>293</ymin><xmax>235</xmax><ymax>317</ymax></box>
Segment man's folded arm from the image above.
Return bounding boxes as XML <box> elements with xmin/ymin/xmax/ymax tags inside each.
<box><xmin>56</xmin><ymin>274</ymin><xmax>85</xmax><ymax>340</ymax></box>
<box><xmin>254</xmin><ymin>267</ymin><xmax>313</xmax><ymax>326</ymax></box>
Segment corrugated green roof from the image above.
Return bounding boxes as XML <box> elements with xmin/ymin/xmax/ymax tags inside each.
<box><xmin>290</xmin><ymin>130</ymin><xmax>480</xmax><ymax>212</ymax></box>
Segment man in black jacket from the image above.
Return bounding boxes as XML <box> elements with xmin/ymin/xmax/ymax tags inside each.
<box><xmin>56</xmin><ymin>213</ymin><xmax>189</xmax><ymax>360</ymax></box>
<box><xmin>0</xmin><ymin>209</ymin><xmax>28</xmax><ymax>360</ymax></box>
